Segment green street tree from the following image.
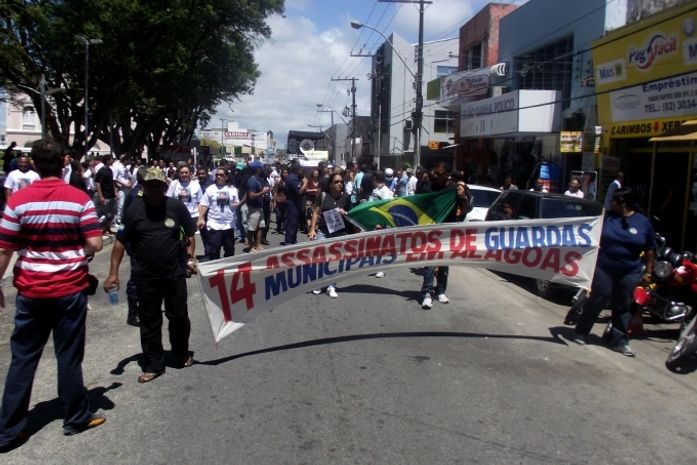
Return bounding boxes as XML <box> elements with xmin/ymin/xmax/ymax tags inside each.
<box><xmin>0</xmin><ymin>0</ymin><xmax>283</xmax><ymax>157</ymax></box>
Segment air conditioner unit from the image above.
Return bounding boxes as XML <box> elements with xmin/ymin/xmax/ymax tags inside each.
<box><xmin>491</xmin><ymin>86</ymin><xmax>505</xmax><ymax>97</ymax></box>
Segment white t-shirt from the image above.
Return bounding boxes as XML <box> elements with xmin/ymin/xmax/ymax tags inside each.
<box><xmin>5</xmin><ymin>169</ymin><xmax>40</xmax><ymax>192</ymax></box>
<box><xmin>564</xmin><ymin>190</ymin><xmax>584</xmax><ymax>198</ymax></box>
<box><xmin>406</xmin><ymin>175</ymin><xmax>418</xmax><ymax>196</ymax></box>
<box><xmin>166</xmin><ymin>179</ymin><xmax>202</xmax><ymax>218</ymax></box>
<box><xmin>83</xmin><ymin>168</ymin><xmax>95</xmax><ymax>191</ymax></box>
<box><xmin>370</xmin><ymin>184</ymin><xmax>394</xmax><ymax>201</ymax></box>
<box><xmin>112</xmin><ymin>161</ymin><xmax>132</xmax><ymax>190</ymax></box>
<box><xmin>201</xmin><ymin>184</ymin><xmax>239</xmax><ymax>230</ymax></box>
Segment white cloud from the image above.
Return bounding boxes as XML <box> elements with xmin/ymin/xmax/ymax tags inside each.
<box><xmin>216</xmin><ymin>14</ymin><xmax>371</xmax><ymax>147</ymax></box>
<box><xmin>392</xmin><ymin>0</ymin><xmax>477</xmax><ymax>40</ymax></box>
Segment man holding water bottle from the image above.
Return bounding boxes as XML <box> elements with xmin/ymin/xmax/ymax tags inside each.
<box><xmin>104</xmin><ymin>167</ymin><xmax>196</xmax><ymax>384</ymax></box>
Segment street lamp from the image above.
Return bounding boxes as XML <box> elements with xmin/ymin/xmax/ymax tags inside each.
<box><xmin>219</xmin><ymin>118</ymin><xmax>227</xmax><ymax>157</ymax></box>
<box><xmin>18</xmin><ymin>75</ymin><xmax>64</xmax><ymax>139</ymax></box>
<box><xmin>316</xmin><ymin>103</ymin><xmax>348</xmax><ymax>125</ymax></box>
<box><xmin>75</xmin><ymin>35</ymin><xmax>103</xmax><ymax>158</ymax></box>
<box><xmin>350</xmin><ymin>19</ymin><xmax>423</xmax><ymax>168</ymax></box>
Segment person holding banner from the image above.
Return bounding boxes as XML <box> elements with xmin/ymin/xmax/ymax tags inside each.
<box><xmin>308</xmin><ymin>172</ymin><xmax>353</xmax><ymax>298</ymax></box>
<box><xmin>419</xmin><ymin>162</ymin><xmax>470</xmax><ymax>309</ymax></box>
<box><xmin>572</xmin><ymin>188</ymin><xmax>655</xmax><ymax>357</ymax></box>
<box><xmin>104</xmin><ymin>167</ymin><xmax>197</xmax><ymax>383</ymax></box>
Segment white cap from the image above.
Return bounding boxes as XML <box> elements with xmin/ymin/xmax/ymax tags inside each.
<box><xmin>385</xmin><ymin>168</ymin><xmax>394</xmax><ymax>177</ymax></box>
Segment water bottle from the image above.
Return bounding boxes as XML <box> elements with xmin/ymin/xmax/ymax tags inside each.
<box><xmin>108</xmin><ymin>285</ymin><xmax>119</xmax><ymax>305</ymax></box>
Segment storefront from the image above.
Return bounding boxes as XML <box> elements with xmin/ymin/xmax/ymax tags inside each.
<box><xmin>593</xmin><ymin>2</ymin><xmax>697</xmax><ymax>249</ymax></box>
<box><xmin>459</xmin><ymin>89</ymin><xmax>562</xmax><ymax>188</ymax></box>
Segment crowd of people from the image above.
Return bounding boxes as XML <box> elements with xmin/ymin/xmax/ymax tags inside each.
<box><xmin>0</xmin><ymin>138</ymin><xmax>651</xmax><ymax>453</ymax></box>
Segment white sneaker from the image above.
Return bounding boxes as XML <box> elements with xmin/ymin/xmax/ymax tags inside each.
<box><xmin>437</xmin><ymin>293</ymin><xmax>450</xmax><ymax>304</ymax></box>
<box><xmin>421</xmin><ymin>295</ymin><xmax>433</xmax><ymax>309</ymax></box>
<box><xmin>375</xmin><ymin>271</ymin><xmax>386</xmax><ymax>278</ymax></box>
<box><xmin>312</xmin><ymin>289</ymin><xmax>322</xmax><ymax>295</ymax></box>
<box><xmin>327</xmin><ymin>285</ymin><xmax>338</xmax><ymax>298</ymax></box>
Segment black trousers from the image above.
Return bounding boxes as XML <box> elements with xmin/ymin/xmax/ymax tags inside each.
<box><xmin>0</xmin><ymin>292</ymin><xmax>92</xmax><ymax>443</ymax></box>
<box><xmin>137</xmin><ymin>276</ymin><xmax>190</xmax><ymax>373</ymax></box>
<box><xmin>207</xmin><ymin>228</ymin><xmax>235</xmax><ymax>260</ymax></box>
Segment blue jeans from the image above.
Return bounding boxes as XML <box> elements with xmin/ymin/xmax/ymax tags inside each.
<box><xmin>0</xmin><ymin>292</ymin><xmax>93</xmax><ymax>444</ymax></box>
<box><xmin>421</xmin><ymin>266</ymin><xmax>449</xmax><ymax>298</ymax></box>
<box><xmin>575</xmin><ymin>266</ymin><xmax>641</xmax><ymax>346</ymax></box>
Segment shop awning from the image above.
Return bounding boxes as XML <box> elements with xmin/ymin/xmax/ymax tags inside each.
<box><xmin>649</xmin><ymin>120</ymin><xmax>697</xmax><ymax>142</ymax></box>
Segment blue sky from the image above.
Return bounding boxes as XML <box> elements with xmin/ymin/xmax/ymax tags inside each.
<box><xmin>215</xmin><ymin>0</ymin><xmax>526</xmax><ymax>146</ymax></box>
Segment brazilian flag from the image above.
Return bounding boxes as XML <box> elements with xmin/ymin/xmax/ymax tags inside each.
<box><xmin>347</xmin><ymin>190</ymin><xmax>456</xmax><ymax>231</ymax></box>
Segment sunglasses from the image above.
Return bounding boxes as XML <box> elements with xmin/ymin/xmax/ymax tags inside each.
<box><xmin>215</xmin><ymin>173</ymin><xmax>226</xmax><ymax>177</ymax></box>
<box><xmin>333</xmin><ymin>180</ymin><xmax>343</xmax><ymax>184</ymax></box>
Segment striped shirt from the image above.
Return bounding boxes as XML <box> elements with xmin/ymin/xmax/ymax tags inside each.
<box><xmin>0</xmin><ymin>178</ymin><xmax>101</xmax><ymax>298</ymax></box>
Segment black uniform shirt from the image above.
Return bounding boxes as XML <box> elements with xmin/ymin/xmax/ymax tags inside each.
<box><xmin>119</xmin><ymin>196</ymin><xmax>196</xmax><ymax>280</ymax></box>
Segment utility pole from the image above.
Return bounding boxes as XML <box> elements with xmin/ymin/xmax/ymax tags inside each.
<box><xmin>331</xmin><ymin>77</ymin><xmax>359</xmax><ymax>163</ymax></box>
<box><xmin>377</xmin><ymin>0</ymin><xmax>430</xmax><ymax>167</ymax></box>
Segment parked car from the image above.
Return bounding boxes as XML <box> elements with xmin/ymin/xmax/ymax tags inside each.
<box><xmin>485</xmin><ymin>190</ymin><xmax>603</xmax><ymax>299</ymax></box>
<box><xmin>463</xmin><ymin>184</ymin><xmax>502</xmax><ymax>222</ymax></box>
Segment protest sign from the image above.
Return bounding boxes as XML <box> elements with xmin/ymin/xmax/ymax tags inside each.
<box><xmin>197</xmin><ymin>217</ymin><xmax>602</xmax><ymax>342</ymax></box>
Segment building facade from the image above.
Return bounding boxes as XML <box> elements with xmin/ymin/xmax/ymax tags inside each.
<box><xmin>593</xmin><ymin>1</ymin><xmax>697</xmax><ymax>250</ymax></box>
<box><xmin>370</xmin><ymin>33</ymin><xmax>459</xmax><ymax>169</ymax></box>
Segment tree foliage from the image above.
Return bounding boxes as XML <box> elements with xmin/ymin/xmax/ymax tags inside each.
<box><xmin>0</xmin><ymin>0</ymin><xmax>284</xmax><ymax>156</ymax></box>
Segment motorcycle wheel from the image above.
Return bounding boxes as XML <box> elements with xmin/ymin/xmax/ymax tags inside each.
<box><xmin>666</xmin><ymin>314</ymin><xmax>697</xmax><ymax>371</ymax></box>
<box><xmin>563</xmin><ymin>291</ymin><xmax>588</xmax><ymax>325</ymax></box>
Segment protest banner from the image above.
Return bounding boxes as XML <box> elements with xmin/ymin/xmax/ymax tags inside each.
<box><xmin>197</xmin><ymin>216</ymin><xmax>602</xmax><ymax>342</ymax></box>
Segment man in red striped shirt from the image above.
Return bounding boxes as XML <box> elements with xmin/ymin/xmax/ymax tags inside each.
<box><xmin>0</xmin><ymin>139</ymin><xmax>105</xmax><ymax>452</ymax></box>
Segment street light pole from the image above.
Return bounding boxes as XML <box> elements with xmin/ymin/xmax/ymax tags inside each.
<box><xmin>75</xmin><ymin>35</ymin><xmax>103</xmax><ymax>158</ymax></box>
<box><xmin>351</xmin><ymin>0</ymin><xmax>430</xmax><ymax>168</ymax></box>
<box><xmin>18</xmin><ymin>75</ymin><xmax>64</xmax><ymax>139</ymax></box>
<box><xmin>220</xmin><ymin>118</ymin><xmax>227</xmax><ymax>157</ymax></box>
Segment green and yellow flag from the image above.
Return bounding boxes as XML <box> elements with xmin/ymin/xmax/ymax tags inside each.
<box><xmin>347</xmin><ymin>190</ymin><xmax>456</xmax><ymax>231</ymax></box>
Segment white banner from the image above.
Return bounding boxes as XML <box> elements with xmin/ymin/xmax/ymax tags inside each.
<box><xmin>197</xmin><ymin>217</ymin><xmax>602</xmax><ymax>342</ymax></box>
<box><xmin>610</xmin><ymin>70</ymin><xmax>697</xmax><ymax>122</ymax></box>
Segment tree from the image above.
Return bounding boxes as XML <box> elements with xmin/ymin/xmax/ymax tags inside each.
<box><xmin>0</xmin><ymin>0</ymin><xmax>284</xmax><ymax>157</ymax></box>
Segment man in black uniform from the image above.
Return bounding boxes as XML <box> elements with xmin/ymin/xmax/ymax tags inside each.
<box><xmin>104</xmin><ymin>167</ymin><xmax>196</xmax><ymax>383</ymax></box>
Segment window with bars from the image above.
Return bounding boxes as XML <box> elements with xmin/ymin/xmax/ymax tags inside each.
<box><xmin>514</xmin><ymin>36</ymin><xmax>574</xmax><ymax>109</ymax></box>
<box><xmin>461</xmin><ymin>42</ymin><xmax>483</xmax><ymax>71</ymax></box>
<box><xmin>22</xmin><ymin>106</ymin><xmax>36</xmax><ymax>130</ymax></box>
<box><xmin>434</xmin><ymin>110</ymin><xmax>454</xmax><ymax>133</ymax></box>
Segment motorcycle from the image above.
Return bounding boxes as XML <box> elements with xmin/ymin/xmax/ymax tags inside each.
<box><xmin>564</xmin><ymin>233</ymin><xmax>697</xmax><ymax>369</ymax></box>
<box><xmin>632</xmin><ymin>245</ymin><xmax>697</xmax><ymax>369</ymax></box>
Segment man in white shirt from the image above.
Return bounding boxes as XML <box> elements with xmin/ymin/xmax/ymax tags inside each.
<box><xmin>61</xmin><ymin>152</ymin><xmax>73</xmax><ymax>183</ymax></box>
<box><xmin>4</xmin><ymin>155</ymin><xmax>40</xmax><ymax>201</ymax></box>
<box><xmin>370</xmin><ymin>171</ymin><xmax>394</xmax><ymax>201</ymax></box>
<box><xmin>406</xmin><ymin>168</ymin><xmax>418</xmax><ymax>196</ymax></box>
<box><xmin>604</xmin><ymin>172</ymin><xmax>623</xmax><ymax>210</ymax></box>
<box><xmin>564</xmin><ymin>178</ymin><xmax>585</xmax><ymax>198</ymax></box>
<box><xmin>111</xmin><ymin>155</ymin><xmax>132</xmax><ymax>225</ymax></box>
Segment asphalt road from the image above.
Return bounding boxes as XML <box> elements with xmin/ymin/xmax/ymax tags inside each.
<box><xmin>1</xmin><ymin>227</ymin><xmax>697</xmax><ymax>465</ymax></box>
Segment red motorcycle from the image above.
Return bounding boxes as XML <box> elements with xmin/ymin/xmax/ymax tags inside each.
<box><xmin>633</xmin><ymin>246</ymin><xmax>697</xmax><ymax>370</ymax></box>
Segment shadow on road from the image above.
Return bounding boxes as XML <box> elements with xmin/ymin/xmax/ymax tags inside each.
<box><xmin>23</xmin><ymin>382</ymin><xmax>121</xmax><ymax>437</ymax></box>
<box><xmin>333</xmin><ymin>284</ymin><xmax>421</xmax><ymax>301</ymax></box>
<box><xmin>196</xmin><ymin>331</ymin><xmax>564</xmax><ymax>366</ymax></box>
